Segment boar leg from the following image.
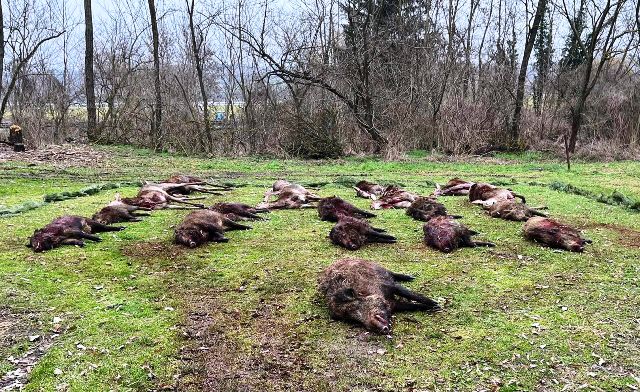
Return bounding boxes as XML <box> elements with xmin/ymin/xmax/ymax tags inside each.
<box><xmin>166</xmin><ymin>196</ymin><xmax>205</xmax><ymax>208</ymax></box>
<box><xmin>392</xmin><ymin>285</ymin><xmax>440</xmax><ymax>311</ymax></box>
<box><xmin>389</xmin><ymin>272</ymin><xmax>415</xmax><ymax>282</ymax></box>
<box><xmin>131</xmin><ymin>212</ymin><xmax>151</xmax><ymax>217</ymax></box>
<box><xmin>209</xmin><ymin>231</ymin><xmax>229</xmax><ymax>243</ymax></box>
<box><xmin>371</xmin><ymin>227</ymin><xmax>387</xmax><ymax>233</ymax></box>
<box><xmin>86</xmin><ymin>219</ymin><xmax>125</xmax><ymax>232</ymax></box>
<box><xmin>223</xmin><ymin>218</ymin><xmax>252</xmax><ymax>231</ymax></box>
<box><xmin>72</xmin><ymin>231</ymin><xmax>102</xmax><ymax>242</ymax></box>
<box><xmin>513</xmin><ymin>193</ymin><xmax>526</xmax><ymax>203</ymax></box>
<box><xmin>471</xmin><ymin>240</ymin><xmax>495</xmax><ymax>248</ymax></box>
<box><xmin>394</xmin><ymin>300</ymin><xmax>441</xmax><ymax>312</ymax></box>
<box><xmin>61</xmin><ymin>239</ymin><xmax>86</xmax><ymax>247</ymax></box>
<box><xmin>165</xmin><ymin>204</ymin><xmax>201</xmax><ymax>210</ymax></box>
<box><xmin>239</xmin><ymin>211</ymin><xmax>264</xmax><ymax>220</ymax></box>
<box><xmin>354</xmin><ymin>208</ymin><xmax>376</xmax><ymax>218</ymax></box>
<box><xmin>529</xmin><ymin>208</ymin><xmax>548</xmax><ymax>218</ymax></box>
<box><xmin>367</xmin><ymin>230</ymin><xmax>397</xmax><ymax>243</ymax></box>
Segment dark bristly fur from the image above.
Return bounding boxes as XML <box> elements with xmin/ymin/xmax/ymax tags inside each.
<box><xmin>523</xmin><ymin>216</ymin><xmax>591</xmax><ymax>252</ymax></box>
<box><xmin>406</xmin><ymin>197</ymin><xmax>461</xmax><ymax>222</ymax></box>
<box><xmin>174</xmin><ymin>210</ymin><xmax>251</xmax><ymax>248</ymax></box>
<box><xmin>318</xmin><ymin>196</ymin><xmax>376</xmax><ymax>222</ymax></box>
<box><xmin>28</xmin><ymin>216</ymin><xmax>124</xmax><ymax>252</ymax></box>
<box><xmin>209</xmin><ymin>202</ymin><xmax>269</xmax><ymax>221</ymax></box>
<box><xmin>423</xmin><ymin>216</ymin><xmax>494</xmax><ymax>252</ymax></box>
<box><xmin>92</xmin><ymin>205</ymin><xmax>150</xmax><ymax>225</ymax></box>
<box><xmin>318</xmin><ymin>258</ymin><xmax>440</xmax><ymax>334</ymax></box>
<box><xmin>329</xmin><ymin>216</ymin><xmax>395</xmax><ymax>250</ymax></box>
<box><xmin>486</xmin><ymin>200</ymin><xmax>547</xmax><ymax>221</ymax></box>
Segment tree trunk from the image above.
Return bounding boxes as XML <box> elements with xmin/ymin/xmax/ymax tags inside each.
<box><xmin>187</xmin><ymin>0</ymin><xmax>212</xmax><ymax>153</ymax></box>
<box><xmin>0</xmin><ymin>2</ymin><xmax>4</xmax><ymax>107</ymax></box>
<box><xmin>84</xmin><ymin>0</ymin><xmax>97</xmax><ymax>142</ymax></box>
<box><xmin>148</xmin><ymin>0</ymin><xmax>163</xmax><ymax>151</ymax></box>
<box><xmin>510</xmin><ymin>0</ymin><xmax>548</xmax><ymax>146</ymax></box>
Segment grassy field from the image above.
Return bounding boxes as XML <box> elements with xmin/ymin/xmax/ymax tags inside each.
<box><xmin>1</xmin><ymin>146</ymin><xmax>639</xmax><ymax>391</ymax></box>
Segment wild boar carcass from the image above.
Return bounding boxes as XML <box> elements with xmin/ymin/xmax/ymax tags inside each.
<box><xmin>406</xmin><ymin>197</ymin><xmax>462</xmax><ymax>222</ymax></box>
<box><xmin>423</xmin><ymin>216</ymin><xmax>494</xmax><ymax>252</ymax></box>
<box><xmin>318</xmin><ymin>196</ymin><xmax>376</xmax><ymax>222</ymax></box>
<box><xmin>174</xmin><ymin>210</ymin><xmax>251</xmax><ymax>248</ymax></box>
<box><xmin>371</xmin><ymin>186</ymin><xmax>419</xmax><ymax>210</ymax></box>
<box><xmin>164</xmin><ymin>174</ymin><xmax>231</xmax><ymax>195</ymax></box>
<box><xmin>257</xmin><ymin>187</ymin><xmax>319</xmax><ymax>210</ymax></box>
<box><xmin>318</xmin><ymin>258</ymin><xmax>440</xmax><ymax>334</ymax></box>
<box><xmin>263</xmin><ymin>180</ymin><xmax>321</xmax><ymax>203</ymax></box>
<box><xmin>209</xmin><ymin>202</ymin><xmax>269</xmax><ymax>221</ymax></box>
<box><xmin>433</xmin><ymin>178</ymin><xmax>475</xmax><ymax>196</ymax></box>
<box><xmin>92</xmin><ymin>205</ymin><xmax>150</xmax><ymax>225</ymax></box>
<box><xmin>523</xmin><ymin>216</ymin><xmax>591</xmax><ymax>252</ymax></box>
<box><xmin>329</xmin><ymin>217</ymin><xmax>396</xmax><ymax>250</ymax></box>
<box><xmin>353</xmin><ymin>180</ymin><xmax>384</xmax><ymax>200</ymax></box>
<box><xmin>485</xmin><ymin>200</ymin><xmax>547</xmax><ymax>221</ymax></box>
<box><xmin>120</xmin><ymin>184</ymin><xmax>205</xmax><ymax>210</ymax></box>
<box><xmin>468</xmin><ymin>183</ymin><xmax>526</xmax><ymax>207</ymax></box>
<box><xmin>28</xmin><ymin>216</ymin><xmax>124</xmax><ymax>252</ymax></box>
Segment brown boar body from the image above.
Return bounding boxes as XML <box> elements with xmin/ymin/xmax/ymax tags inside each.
<box><xmin>423</xmin><ymin>216</ymin><xmax>494</xmax><ymax>252</ymax></box>
<box><xmin>371</xmin><ymin>186</ymin><xmax>419</xmax><ymax>210</ymax></box>
<box><xmin>406</xmin><ymin>197</ymin><xmax>461</xmax><ymax>222</ymax></box>
<box><xmin>469</xmin><ymin>183</ymin><xmax>526</xmax><ymax>207</ymax></box>
<box><xmin>209</xmin><ymin>202</ymin><xmax>269</xmax><ymax>221</ymax></box>
<box><xmin>92</xmin><ymin>205</ymin><xmax>150</xmax><ymax>225</ymax></box>
<box><xmin>263</xmin><ymin>180</ymin><xmax>321</xmax><ymax>204</ymax></box>
<box><xmin>353</xmin><ymin>180</ymin><xmax>384</xmax><ymax>200</ymax></box>
<box><xmin>486</xmin><ymin>200</ymin><xmax>547</xmax><ymax>221</ymax></box>
<box><xmin>121</xmin><ymin>184</ymin><xmax>205</xmax><ymax>210</ymax></box>
<box><xmin>318</xmin><ymin>258</ymin><xmax>440</xmax><ymax>334</ymax></box>
<box><xmin>29</xmin><ymin>216</ymin><xmax>124</xmax><ymax>252</ymax></box>
<box><xmin>329</xmin><ymin>217</ymin><xmax>396</xmax><ymax>250</ymax></box>
<box><xmin>434</xmin><ymin>178</ymin><xmax>475</xmax><ymax>196</ymax></box>
<box><xmin>318</xmin><ymin>197</ymin><xmax>376</xmax><ymax>222</ymax></box>
<box><xmin>523</xmin><ymin>217</ymin><xmax>591</xmax><ymax>252</ymax></box>
<box><xmin>174</xmin><ymin>210</ymin><xmax>251</xmax><ymax>248</ymax></box>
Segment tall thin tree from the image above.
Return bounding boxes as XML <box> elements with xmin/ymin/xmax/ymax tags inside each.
<box><xmin>84</xmin><ymin>0</ymin><xmax>97</xmax><ymax>141</ymax></box>
<box><xmin>509</xmin><ymin>0</ymin><xmax>548</xmax><ymax>146</ymax></box>
<box><xmin>148</xmin><ymin>0</ymin><xmax>163</xmax><ymax>151</ymax></box>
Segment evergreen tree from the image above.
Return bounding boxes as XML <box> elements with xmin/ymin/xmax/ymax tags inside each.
<box><xmin>533</xmin><ymin>9</ymin><xmax>553</xmax><ymax>113</ymax></box>
<box><xmin>559</xmin><ymin>4</ymin><xmax>586</xmax><ymax>71</ymax></box>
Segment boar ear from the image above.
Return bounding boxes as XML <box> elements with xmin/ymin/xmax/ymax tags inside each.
<box><xmin>335</xmin><ymin>288</ymin><xmax>356</xmax><ymax>302</ymax></box>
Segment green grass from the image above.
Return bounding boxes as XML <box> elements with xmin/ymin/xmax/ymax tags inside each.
<box><xmin>1</xmin><ymin>146</ymin><xmax>639</xmax><ymax>391</ymax></box>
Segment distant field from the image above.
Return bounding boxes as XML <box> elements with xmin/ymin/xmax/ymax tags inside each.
<box><xmin>1</xmin><ymin>146</ymin><xmax>639</xmax><ymax>391</ymax></box>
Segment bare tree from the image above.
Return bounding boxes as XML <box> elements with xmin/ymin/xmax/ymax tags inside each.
<box><xmin>84</xmin><ymin>0</ymin><xmax>97</xmax><ymax>141</ymax></box>
<box><xmin>148</xmin><ymin>0</ymin><xmax>163</xmax><ymax>151</ymax></box>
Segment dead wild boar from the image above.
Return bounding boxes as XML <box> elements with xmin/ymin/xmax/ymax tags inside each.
<box><xmin>263</xmin><ymin>180</ymin><xmax>321</xmax><ymax>203</ymax></box>
<box><xmin>120</xmin><ymin>184</ymin><xmax>205</xmax><ymax>210</ymax></box>
<box><xmin>423</xmin><ymin>216</ymin><xmax>494</xmax><ymax>253</ymax></box>
<box><xmin>329</xmin><ymin>217</ymin><xmax>396</xmax><ymax>250</ymax></box>
<box><xmin>486</xmin><ymin>200</ymin><xmax>547</xmax><ymax>221</ymax></box>
<box><xmin>468</xmin><ymin>183</ymin><xmax>526</xmax><ymax>207</ymax></box>
<box><xmin>209</xmin><ymin>202</ymin><xmax>269</xmax><ymax>221</ymax></box>
<box><xmin>174</xmin><ymin>210</ymin><xmax>251</xmax><ymax>248</ymax></box>
<box><xmin>371</xmin><ymin>186</ymin><xmax>419</xmax><ymax>210</ymax></box>
<box><xmin>433</xmin><ymin>178</ymin><xmax>475</xmax><ymax>196</ymax></box>
<box><xmin>28</xmin><ymin>216</ymin><xmax>124</xmax><ymax>252</ymax></box>
<box><xmin>164</xmin><ymin>174</ymin><xmax>231</xmax><ymax>195</ymax></box>
<box><xmin>257</xmin><ymin>184</ymin><xmax>321</xmax><ymax>210</ymax></box>
<box><xmin>318</xmin><ymin>258</ymin><xmax>440</xmax><ymax>334</ymax></box>
<box><xmin>406</xmin><ymin>197</ymin><xmax>462</xmax><ymax>222</ymax></box>
<box><xmin>318</xmin><ymin>196</ymin><xmax>376</xmax><ymax>222</ymax></box>
<box><xmin>92</xmin><ymin>205</ymin><xmax>150</xmax><ymax>225</ymax></box>
<box><xmin>353</xmin><ymin>180</ymin><xmax>384</xmax><ymax>200</ymax></box>
<box><xmin>523</xmin><ymin>216</ymin><xmax>591</xmax><ymax>252</ymax></box>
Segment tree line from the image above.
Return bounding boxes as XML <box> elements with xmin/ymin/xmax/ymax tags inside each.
<box><xmin>0</xmin><ymin>0</ymin><xmax>638</xmax><ymax>158</ymax></box>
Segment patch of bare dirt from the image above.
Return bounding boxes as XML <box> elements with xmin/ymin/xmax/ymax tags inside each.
<box><xmin>121</xmin><ymin>241</ymin><xmax>187</xmax><ymax>261</ymax></box>
<box><xmin>172</xmin><ymin>294</ymin><xmax>383</xmax><ymax>392</ymax></box>
<box><xmin>581</xmin><ymin>222</ymin><xmax>640</xmax><ymax>249</ymax></box>
<box><xmin>0</xmin><ymin>144</ymin><xmax>108</xmax><ymax>169</ymax></box>
<box><xmin>0</xmin><ymin>308</ymin><xmax>59</xmax><ymax>391</ymax></box>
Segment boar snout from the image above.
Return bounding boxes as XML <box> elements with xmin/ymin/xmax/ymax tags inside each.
<box><xmin>368</xmin><ymin>313</ymin><xmax>391</xmax><ymax>334</ymax></box>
